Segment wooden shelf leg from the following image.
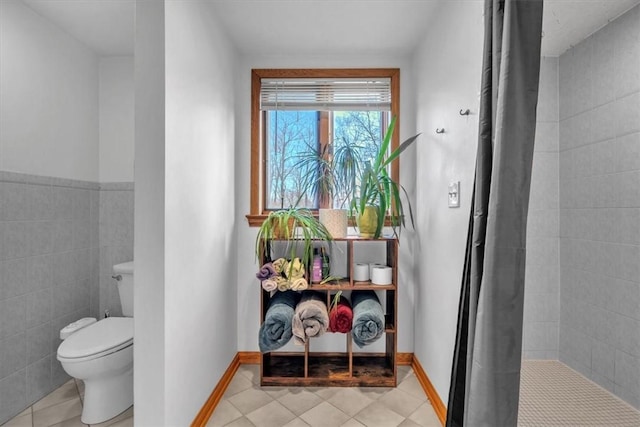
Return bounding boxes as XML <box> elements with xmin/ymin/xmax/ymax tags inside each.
<box><xmin>304</xmin><ymin>340</ymin><xmax>309</xmax><ymax>378</ymax></box>
<box><xmin>347</xmin><ymin>333</ymin><xmax>353</xmax><ymax>377</ymax></box>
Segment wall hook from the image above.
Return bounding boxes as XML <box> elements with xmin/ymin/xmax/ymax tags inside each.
<box><xmin>459</xmin><ymin>109</ymin><xmax>470</xmax><ymax>116</ymax></box>
<box><xmin>435</xmin><ymin>128</ymin><xmax>445</xmax><ymax>134</ymax></box>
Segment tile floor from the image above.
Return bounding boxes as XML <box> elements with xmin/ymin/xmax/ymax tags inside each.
<box><xmin>1</xmin><ymin>379</ymin><xmax>133</xmax><ymax>427</ymax></box>
<box><xmin>518</xmin><ymin>360</ymin><xmax>640</xmax><ymax>427</ymax></box>
<box><xmin>206</xmin><ymin>365</ymin><xmax>442</xmax><ymax>427</ymax></box>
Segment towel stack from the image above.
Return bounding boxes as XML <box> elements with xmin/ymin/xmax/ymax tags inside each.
<box><xmin>257</xmin><ymin>258</ymin><xmax>308</xmax><ymax>292</ymax></box>
<box><xmin>258</xmin><ymin>290</ymin><xmax>385</xmax><ymax>352</ymax></box>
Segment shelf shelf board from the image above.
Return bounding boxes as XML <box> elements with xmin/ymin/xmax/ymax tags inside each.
<box><xmin>261</xmin><ymin>354</ymin><xmax>395</xmax><ymax>387</ymax></box>
<box><xmin>308</xmin><ymin>281</ymin><xmax>396</xmax><ymax>291</ymax></box>
<box><xmin>263</xmin><ymin>236</ymin><xmax>398</xmax><ymax>242</ymax></box>
<box><xmin>353</xmin><ymin>281</ymin><xmax>396</xmax><ymax>290</ymax></box>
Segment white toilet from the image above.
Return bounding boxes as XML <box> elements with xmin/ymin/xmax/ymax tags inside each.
<box><xmin>57</xmin><ymin>261</ymin><xmax>134</xmax><ymax>424</ymax></box>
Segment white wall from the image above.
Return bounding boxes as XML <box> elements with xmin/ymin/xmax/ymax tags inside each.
<box><xmin>522</xmin><ymin>57</ymin><xmax>560</xmax><ymax>360</ymax></box>
<box><xmin>412</xmin><ymin>1</ymin><xmax>484</xmax><ymax>402</ymax></box>
<box><xmin>99</xmin><ymin>56</ymin><xmax>134</xmax><ymax>183</ymax></box>
<box><xmin>0</xmin><ymin>0</ymin><xmax>99</xmax><ymax>181</ymax></box>
<box><xmin>164</xmin><ymin>1</ymin><xmax>238</xmax><ymax>424</ymax></box>
<box><xmin>235</xmin><ymin>54</ymin><xmax>418</xmax><ymax>353</ymax></box>
<box><xmin>134</xmin><ymin>0</ymin><xmax>166</xmax><ymax>424</ymax></box>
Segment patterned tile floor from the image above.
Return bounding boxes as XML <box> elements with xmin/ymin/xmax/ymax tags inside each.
<box><xmin>518</xmin><ymin>360</ymin><xmax>640</xmax><ymax>427</ymax></box>
<box><xmin>206</xmin><ymin>365</ymin><xmax>442</xmax><ymax>427</ymax></box>
<box><xmin>7</xmin><ymin>360</ymin><xmax>637</xmax><ymax>426</ymax></box>
<box><xmin>2</xmin><ymin>379</ymin><xmax>133</xmax><ymax>427</ymax></box>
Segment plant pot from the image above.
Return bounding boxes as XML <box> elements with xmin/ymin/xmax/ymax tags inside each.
<box><xmin>319</xmin><ymin>209</ymin><xmax>348</xmax><ymax>238</ymax></box>
<box><xmin>272</xmin><ymin>217</ymin><xmax>296</xmax><ymax>239</ymax></box>
<box><xmin>356</xmin><ymin>206</ymin><xmax>378</xmax><ymax>238</ymax></box>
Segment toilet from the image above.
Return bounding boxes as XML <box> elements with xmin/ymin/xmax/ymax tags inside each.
<box><xmin>57</xmin><ymin>261</ymin><xmax>134</xmax><ymax>424</ymax></box>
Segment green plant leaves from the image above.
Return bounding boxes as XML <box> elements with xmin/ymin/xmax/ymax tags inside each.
<box><xmin>352</xmin><ymin>116</ymin><xmax>420</xmax><ymax>239</ymax></box>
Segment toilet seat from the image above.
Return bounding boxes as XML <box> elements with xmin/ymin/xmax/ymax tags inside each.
<box><xmin>58</xmin><ymin>317</ymin><xmax>133</xmax><ymax>362</ymax></box>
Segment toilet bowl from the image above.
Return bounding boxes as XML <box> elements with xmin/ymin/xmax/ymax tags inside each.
<box><xmin>57</xmin><ymin>261</ymin><xmax>134</xmax><ymax>424</ymax></box>
<box><xmin>57</xmin><ymin>317</ymin><xmax>133</xmax><ymax>424</ymax></box>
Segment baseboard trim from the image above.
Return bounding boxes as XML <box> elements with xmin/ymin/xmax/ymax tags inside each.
<box><xmin>191</xmin><ymin>353</ymin><xmax>240</xmax><ymax>427</ymax></box>
<box><xmin>412</xmin><ymin>356</ymin><xmax>447</xmax><ymax>426</ymax></box>
<box><xmin>238</xmin><ymin>351</ymin><xmax>260</xmax><ymax>364</ymax></box>
<box><xmin>397</xmin><ymin>352</ymin><xmax>413</xmax><ymax>365</ymax></box>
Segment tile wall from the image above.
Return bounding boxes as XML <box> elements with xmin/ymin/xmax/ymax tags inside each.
<box><xmin>558</xmin><ymin>5</ymin><xmax>640</xmax><ymax>409</ymax></box>
<box><xmin>523</xmin><ymin>57</ymin><xmax>561</xmax><ymax>360</ymax></box>
<box><xmin>0</xmin><ymin>172</ymin><xmax>134</xmax><ymax>424</ymax></box>
<box><xmin>98</xmin><ymin>183</ymin><xmax>134</xmax><ymax>318</ymax></box>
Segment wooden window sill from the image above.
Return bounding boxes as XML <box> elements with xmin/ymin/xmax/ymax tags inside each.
<box><xmin>245</xmin><ymin>213</ymin><xmax>398</xmax><ymax>228</ymax></box>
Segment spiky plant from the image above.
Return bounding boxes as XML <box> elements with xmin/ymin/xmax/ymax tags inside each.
<box><xmin>350</xmin><ymin>117</ymin><xmax>420</xmax><ymax>239</ymax></box>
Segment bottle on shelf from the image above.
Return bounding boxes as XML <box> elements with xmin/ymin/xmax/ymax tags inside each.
<box><xmin>321</xmin><ymin>247</ymin><xmax>330</xmax><ymax>280</ymax></box>
<box><xmin>311</xmin><ymin>248</ymin><xmax>322</xmax><ymax>283</ymax></box>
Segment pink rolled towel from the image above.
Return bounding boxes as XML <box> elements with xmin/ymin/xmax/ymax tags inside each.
<box><xmin>261</xmin><ymin>278</ymin><xmax>278</xmax><ymax>292</ymax></box>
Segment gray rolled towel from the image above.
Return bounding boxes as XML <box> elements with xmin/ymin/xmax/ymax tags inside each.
<box><xmin>292</xmin><ymin>291</ymin><xmax>329</xmax><ymax>345</ymax></box>
<box><xmin>351</xmin><ymin>290</ymin><xmax>385</xmax><ymax>347</ymax></box>
<box><xmin>259</xmin><ymin>291</ymin><xmax>300</xmax><ymax>352</ymax></box>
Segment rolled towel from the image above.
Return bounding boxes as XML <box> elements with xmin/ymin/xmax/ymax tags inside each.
<box><xmin>256</xmin><ymin>262</ymin><xmax>277</xmax><ymax>281</ymax></box>
<box><xmin>292</xmin><ymin>291</ymin><xmax>329</xmax><ymax>345</ymax></box>
<box><xmin>284</xmin><ymin>257</ymin><xmax>305</xmax><ymax>280</ymax></box>
<box><xmin>290</xmin><ymin>277</ymin><xmax>309</xmax><ymax>291</ymax></box>
<box><xmin>272</xmin><ymin>258</ymin><xmax>287</xmax><ymax>275</ymax></box>
<box><xmin>329</xmin><ymin>295</ymin><xmax>353</xmax><ymax>333</ymax></box>
<box><xmin>351</xmin><ymin>290</ymin><xmax>385</xmax><ymax>347</ymax></box>
<box><xmin>259</xmin><ymin>291</ymin><xmax>300</xmax><ymax>352</ymax></box>
<box><xmin>276</xmin><ymin>276</ymin><xmax>290</xmax><ymax>292</ymax></box>
<box><xmin>261</xmin><ymin>278</ymin><xmax>278</xmax><ymax>292</ymax></box>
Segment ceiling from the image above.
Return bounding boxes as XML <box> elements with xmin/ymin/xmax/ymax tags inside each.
<box><xmin>20</xmin><ymin>0</ymin><xmax>640</xmax><ymax>57</ymax></box>
<box><xmin>22</xmin><ymin>0</ymin><xmax>135</xmax><ymax>56</ymax></box>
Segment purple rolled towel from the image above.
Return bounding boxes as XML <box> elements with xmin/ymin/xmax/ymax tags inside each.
<box><xmin>256</xmin><ymin>262</ymin><xmax>277</xmax><ymax>281</ymax></box>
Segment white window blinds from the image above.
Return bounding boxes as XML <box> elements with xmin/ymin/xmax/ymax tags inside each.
<box><xmin>260</xmin><ymin>78</ymin><xmax>391</xmax><ymax>111</ymax></box>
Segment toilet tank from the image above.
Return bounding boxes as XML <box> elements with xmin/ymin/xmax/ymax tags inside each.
<box><xmin>113</xmin><ymin>261</ymin><xmax>134</xmax><ymax>317</ymax></box>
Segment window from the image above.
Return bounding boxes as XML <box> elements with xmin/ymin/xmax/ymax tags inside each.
<box><xmin>248</xmin><ymin>69</ymin><xmax>400</xmax><ymax>225</ymax></box>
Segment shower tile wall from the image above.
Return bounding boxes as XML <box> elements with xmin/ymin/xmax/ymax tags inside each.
<box><xmin>558</xmin><ymin>5</ymin><xmax>640</xmax><ymax>409</ymax></box>
<box><xmin>0</xmin><ymin>174</ymin><xmax>134</xmax><ymax>424</ymax></box>
<box><xmin>98</xmin><ymin>183</ymin><xmax>134</xmax><ymax>318</ymax></box>
<box><xmin>523</xmin><ymin>57</ymin><xmax>560</xmax><ymax>360</ymax></box>
<box><xmin>0</xmin><ymin>172</ymin><xmax>98</xmax><ymax>423</ymax></box>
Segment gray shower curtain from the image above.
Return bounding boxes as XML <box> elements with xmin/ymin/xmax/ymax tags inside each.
<box><xmin>446</xmin><ymin>1</ymin><xmax>543</xmax><ymax>426</ymax></box>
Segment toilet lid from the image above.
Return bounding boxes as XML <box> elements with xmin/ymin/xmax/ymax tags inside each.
<box><xmin>58</xmin><ymin>317</ymin><xmax>133</xmax><ymax>360</ymax></box>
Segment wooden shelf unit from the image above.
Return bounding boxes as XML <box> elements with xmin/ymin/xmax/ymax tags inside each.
<box><xmin>259</xmin><ymin>237</ymin><xmax>398</xmax><ymax>387</ymax></box>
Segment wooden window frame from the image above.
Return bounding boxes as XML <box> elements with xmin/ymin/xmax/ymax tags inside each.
<box><xmin>247</xmin><ymin>68</ymin><xmax>400</xmax><ymax>226</ymax></box>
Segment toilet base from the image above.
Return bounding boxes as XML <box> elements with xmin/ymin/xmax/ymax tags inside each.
<box><xmin>81</xmin><ymin>368</ymin><xmax>133</xmax><ymax>424</ymax></box>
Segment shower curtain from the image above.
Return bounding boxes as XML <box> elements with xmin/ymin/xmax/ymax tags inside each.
<box><xmin>446</xmin><ymin>1</ymin><xmax>543</xmax><ymax>426</ymax></box>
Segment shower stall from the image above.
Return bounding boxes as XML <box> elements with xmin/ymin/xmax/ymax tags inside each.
<box><xmin>521</xmin><ymin>4</ymin><xmax>639</xmax><ymax>424</ymax></box>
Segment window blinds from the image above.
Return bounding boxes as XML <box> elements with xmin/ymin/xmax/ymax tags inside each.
<box><xmin>260</xmin><ymin>78</ymin><xmax>391</xmax><ymax>111</ymax></box>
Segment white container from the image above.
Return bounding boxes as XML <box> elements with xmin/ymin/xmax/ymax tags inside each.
<box><xmin>353</xmin><ymin>263</ymin><xmax>370</xmax><ymax>281</ymax></box>
<box><xmin>319</xmin><ymin>209</ymin><xmax>348</xmax><ymax>238</ymax></box>
<box><xmin>371</xmin><ymin>266</ymin><xmax>392</xmax><ymax>285</ymax></box>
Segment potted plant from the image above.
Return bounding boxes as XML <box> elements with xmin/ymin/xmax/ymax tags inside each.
<box><xmin>294</xmin><ymin>139</ymin><xmax>363</xmax><ymax>238</ymax></box>
<box><xmin>255</xmin><ymin>207</ymin><xmax>333</xmax><ymax>272</ymax></box>
<box><xmin>350</xmin><ymin>117</ymin><xmax>420</xmax><ymax>239</ymax></box>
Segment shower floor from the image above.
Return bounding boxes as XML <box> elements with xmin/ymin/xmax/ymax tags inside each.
<box><xmin>518</xmin><ymin>360</ymin><xmax>640</xmax><ymax>427</ymax></box>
